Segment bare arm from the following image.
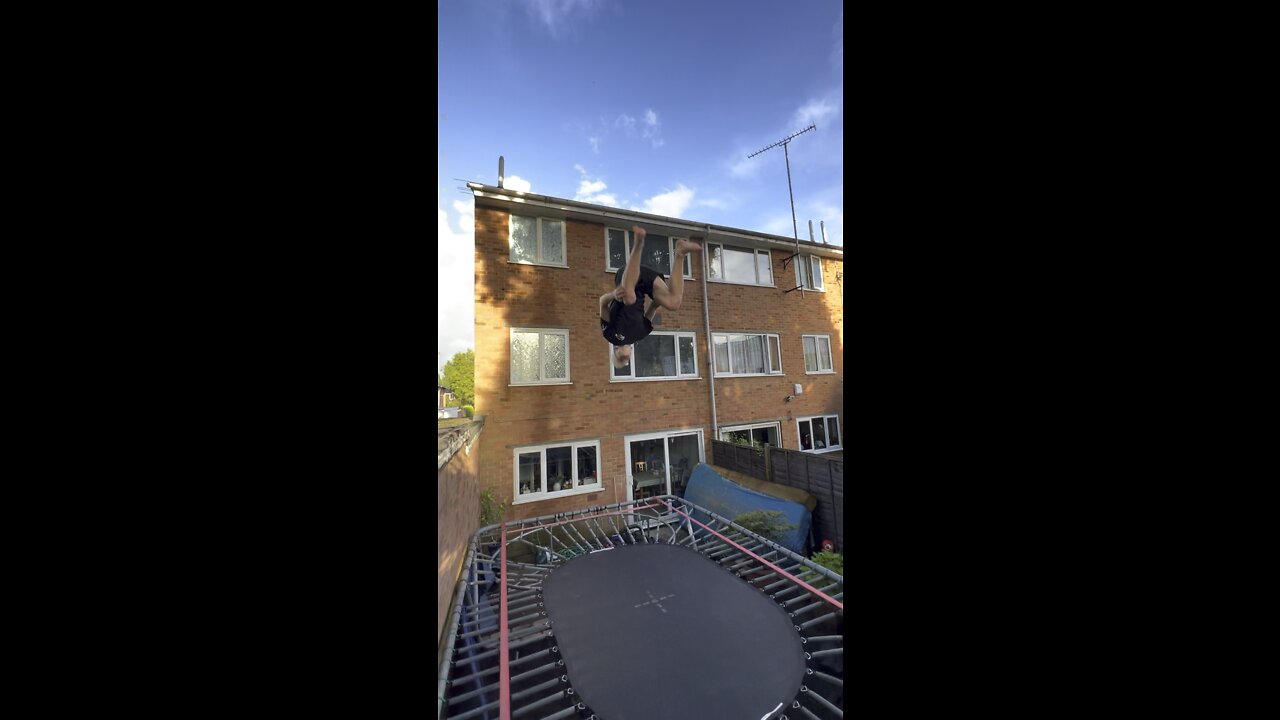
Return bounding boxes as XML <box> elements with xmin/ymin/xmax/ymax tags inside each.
<box><xmin>598</xmin><ymin>292</ymin><xmax>616</xmax><ymax>322</ymax></box>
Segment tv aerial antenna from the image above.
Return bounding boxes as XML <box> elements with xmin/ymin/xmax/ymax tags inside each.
<box><xmin>748</xmin><ymin>124</ymin><xmax>816</xmax><ymax>293</ymax></box>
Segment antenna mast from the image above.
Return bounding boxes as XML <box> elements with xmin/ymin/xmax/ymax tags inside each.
<box><xmin>748</xmin><ymin>124</ymin><xmax>816</xmax><ymax>293</ymax></box>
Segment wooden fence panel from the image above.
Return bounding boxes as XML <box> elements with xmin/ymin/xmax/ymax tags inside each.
<box><xmin>706</xmin><ymin>441</ymin><xmax>843</xmax><ymax>552</ymax></box>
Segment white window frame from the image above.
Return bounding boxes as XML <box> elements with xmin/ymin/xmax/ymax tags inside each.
<box><xmin>610</xmin><ymin>330</ymin><xmax>700</xmax><ymax>381</ymax></box>
<box><xmin>509</xmin><ymin>215</ymin><xmax>568</xmax><ymax>267</ymax></box>
<box><xmin>512</xmin><ymin>439</ymin><xmax>602</xmax><ymax>505</ymax></box>
<box><xmin>796</xmin><ymin>415</ymin><xmax>842</xmax><ymax>454</ymax></box>
<box><xmin>623</xmin><ymin>428</ymin><xmax>706</xmax><ymax>524</ymax></box>
<box><xmin>509</xmin><ymin>328</ymin><xmax>571</xmax><ymax>385</ymax></box>
<box><xmin>711</xmin><ymin>332</ymin><xmax>783</xmax><ymax>377</ymax></box>
<box><xmin>801</xmin><ymin>334</ymin><xmax>835</xmax><ymax>375</ymax></box>
<box><xmin>603</xmin><ymin>227</ymin><xmax>694</xmax><ymax>279</ymax></box>
<box><xmin>706</xmin><ymin>242</ymin><xmax>774</xmax><ymax>287</ymax></box>
<box><xmin>719</xmin><ymin>421</ymin><xmax>783</xmax><ymax>448</ymax></box>
<box><xmin>794</xmin><ymin>254</ymin><xmax>825</xmax><ymax>291</ymax></box>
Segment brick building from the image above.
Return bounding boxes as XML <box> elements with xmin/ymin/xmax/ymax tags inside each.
<box><xmin>469</xmin><ymin>181</ymin><xmax>843</xmax><ymax>522</ymax></box>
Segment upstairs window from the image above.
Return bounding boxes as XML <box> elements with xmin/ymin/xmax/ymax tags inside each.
<box><xmin>510</xmin><ymin>328</ymin><xmax>570</xmax><ymax>385</ymax></box>
<box><xmin>605</xmin><ymin>228</ymin><xmax>693</xmax><ymax>279</ymax></box>
<box><xmin>611</xmin><ymin>331</ymin><xmax>699</xmax><ymax>380</ymax></box>
<box><xmin>795</xmin><ymin>254</ymin><xmax>824</xmax><ymax>290</ymax></box>
<box><xmin>707</xmin><ymin>243</ymin><xmax>772</xmax><ymax>286</ymax></box>
<box><xmin>510</xmin><ymin>215</ymin><xmax>567</xmax><ymax>267</ymax></box>
<box><xmin>712</xmin><ymin>333</ymin><xmax>783</xmax><ymax>377</ymax></box>
<box><xmin>802</xmin><ymin>334</ymin><xmax>834</xmax><ymax>374</ymax></box>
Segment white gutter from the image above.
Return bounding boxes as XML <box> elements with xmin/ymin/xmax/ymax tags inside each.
<box><xmin>467</xmin><ymin>182</ymin><xmax>843</xmax><ymax>260</ymax></box>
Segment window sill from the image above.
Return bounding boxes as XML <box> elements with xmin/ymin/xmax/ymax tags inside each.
<box><xmin>610</xmin><ymin>375</ymin><xmax>702</xmax><ymax>383</ymax></box>
<box><xmin>513</xmin><ymin>484</ymin><xmax>603</xmax><ymax>505</ymax></box>
<box><xmin>713</xmin><ymin>372</ymin><xmax>785</xmax><ymax>379</ymax></box>
<box><xmin>804</xmin><ymin>370</ymin><xmax>837</xmax><ymax>375</ymax></box>
<box><xmin>797</xmin><ymin>286</ymin><xmax>826</xmax><ymax>293</ymax></box>
<box><xmin>509</xmin><ymin>260</ymin><xmax>569</xmax><ymax>268</ymax></box>
<box><xmin>707</xmin><ymin>279</ymin><xmax>777</xmax><ymax>288</ymax></box>
<box><xmin>509</xmin><ymin>381</ymin><xmax>573</xmax><ymax>386</ymax></box>
<box><xmin>800</xmin><ymin>447</ymin><xmax>843</xmax><ymax>454</ymax></box>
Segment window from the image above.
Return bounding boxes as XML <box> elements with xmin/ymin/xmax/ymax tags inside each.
<box><xmin>712</xmin><ymin>333</ymin><xmax>782</xmax><ymax>377</ymax></box>
<box><xmin>605</xmin><ymin>228</ymin><xmax>693</xmax><ymax>279</ymax></box>
<box><xmin>802</xmin><ymin>334</ymin><xmax>834</xmax><ymax>374</ymax></box>
<box><xmin>611</xmin><ymin>331</ymin><xmax>698</xmax><ymax>380</ymax></box>
<box><xmin>797</xmin><ymin>415</ymin><xmax>841</xmax><ymax>453</ymax></box>
<box><xmin>510</xmin><ymin>328</ymin><xmax>570</xmax><ymax>385</ymax></box>
<box><xmin>794</xmin><ymin>254</ymin><xmax>824</xmax><ymax>290</ymax></box>
<box><xmin>513</xmin><ymin>440</ymin><xmax>601</xmax><ymax>503</ymax></box>
<box><xmin>707</xmin><ymin>243</ymin><xmax>772</xmax><ymax>286</ymax></box>
<box><xmin>720</xmin><ymin>422</ymin><xmax>781</xmax><ymax>448</ymax></box>
<box><xmin>509</xmin><ymin>215</ymin><xmax>567</xmax><ymax>267</ymax></box>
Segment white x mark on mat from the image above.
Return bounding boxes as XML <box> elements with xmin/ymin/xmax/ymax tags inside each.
<box><xmin>633</xmin><ymin>589</ymin><xmax>676</xmax><ymax>614</ymax></box>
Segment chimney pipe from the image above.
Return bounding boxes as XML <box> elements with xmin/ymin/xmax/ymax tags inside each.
<box><xmin>808</xmin><ymin>220</ymin><xmax>815</xmax><ymax>242</ymax></box>
<box><xmin>498</xmin><ymin>156</ymin><xmax>505</xmax><ymax>188</ymax></box>
<box><xmin>820</xmin><ymin>221</ymin><xmax>828</xmax><ymax>244</ymax></box>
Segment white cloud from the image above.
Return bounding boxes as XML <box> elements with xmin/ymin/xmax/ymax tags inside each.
<box><xmin>696</xmin><ymin>197</ymin><xmax>731</xmax><ymax>210</ymax></box>
<box><xmin>729</xmin><ymin>153</ymin><xmax>760</xmax><ymax>179</ymax></box>
<box><xmin>642</xmin><ymin>109</ymin><xmax>663</xmax><ymax>148</ymax></box>
<box><xmin>572</xmin><ymin>165</ymin><xmax>620</xmax><ymax>207</ymax></box>
<box><xmin>588</xmin><ymin>136</ymin><xmax>600</xmax><ymax>153</ymax></box>
<box><xmin>641</xmin><ymin>184</ymin><xmax>694</xmax><ymax>218</ymax></box>
<box><xmin>616</xmin><ymin>109</ymin><xmax>664</xmax><ymax>149</ymax></box>
<box><xmin>523</xmin><ymin>0</ymin><xmax>600</xmax><ymax>37</ymax></box>
<box><xmin>438</xmin><ymin>204</ymin><xmax>475</xmax><ymax>372</ymax></box>
<box><xmin>760</xmin><ymin>215</ymin><xmax>797</xmax><ymax>237</ymax></box>
<box><xmin>791</xmin><ymin>97</ymin><xmax>839</xmax><ymax>129</ymax></box>
<box><xmin>504</xmin><ymin>175</ymin><xmax>532</xmax><ymax>192</ymax></box>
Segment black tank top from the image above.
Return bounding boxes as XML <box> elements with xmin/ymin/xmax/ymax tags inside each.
<box><xmin>602</xmin><ymin>299</ymin><xmax>653</xmax><ymax>346</ymax></box>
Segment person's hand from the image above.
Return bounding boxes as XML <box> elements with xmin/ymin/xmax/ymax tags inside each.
<box><xmin>632</xmin><ymin>225</ymin><xmax>646</xmax><ymax>240</ymax></box>
<box><xmin>613</xmin><ymin>286</ymin><xmax>626</xmax><ymax>301</ymax></box>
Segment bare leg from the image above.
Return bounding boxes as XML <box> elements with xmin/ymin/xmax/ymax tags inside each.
<box><xmin>651</xmin><ymin>238</ymin><xmax>702</xmax><ymax>312</ymax></box>
<box><xmin>615</xmin><ymin>225</ymin><xmax>647</xmax><ymax>306</ymax></box>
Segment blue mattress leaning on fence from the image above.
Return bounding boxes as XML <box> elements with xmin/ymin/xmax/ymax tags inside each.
<box><xmin>682</xmin><ymin>463</ymin><xmax>812</xmax><ymax>554</ymax></box>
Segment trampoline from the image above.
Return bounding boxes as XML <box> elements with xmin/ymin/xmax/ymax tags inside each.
<box><xmin>438</xmin><ymin>496</ymin><xmax>844</xmax><ymax>720</ymax></box>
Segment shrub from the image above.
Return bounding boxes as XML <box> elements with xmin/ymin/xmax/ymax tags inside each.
<box><xmin>733</xmin><ymin>510</ymin><xmax>797</xmax><ymax>541</ymax></box>
<box><xmin>810</xmin><ymin>551</ymin><xmax>843</xmax><ymax>576</ymax></box>
<box><xmin>462</xmin><ymin>405</ymin><xmax>475</xmax><ymax>418</ymax></box>
<box><xmin>479</xmin><ymin>489</ymin><xmax>506</xmax><ymax>526</ymax></box>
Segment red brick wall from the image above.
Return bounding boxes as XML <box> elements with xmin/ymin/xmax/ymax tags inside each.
<box><xmin>437</xmin><ymin>423</ymin><xmax>482</xmax><ymax>649</ymax></box>
<box><xmin>474</xmin><ymin>204</ymin><xmax>843</xmax><ymax>522</ymax></box>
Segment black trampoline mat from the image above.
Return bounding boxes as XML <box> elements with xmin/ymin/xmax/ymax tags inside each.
<box><xmin>541</xmin><ymin>543</ymin><xmax>804</xmax><ymax>719</ymax></box>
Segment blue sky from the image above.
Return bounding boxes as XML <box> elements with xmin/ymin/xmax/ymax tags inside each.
<box><xmin>438</xmin><ymin>0</ymin><xmax>844</xmax><ymax>370</ymax></box>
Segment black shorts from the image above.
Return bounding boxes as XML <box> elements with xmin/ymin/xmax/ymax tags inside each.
<box><xmin>613</xmin><ymin>265</ymin><xmax>666</xmax><ymax>302</ymax></box>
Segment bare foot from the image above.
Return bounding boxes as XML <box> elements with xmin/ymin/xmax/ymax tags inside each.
<box><xmin>632</xmin><ymin>225</ymin><xmax>646</xmax><ymax>241</ymax></box>
<box><xmin>674</xmin><ymin>238</ymin><xmax>702</xmax><ymax>255</ymax></box>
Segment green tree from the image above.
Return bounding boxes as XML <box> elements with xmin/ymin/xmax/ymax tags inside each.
<box><xmin>441</xmin><ymin>349</ymin><xmax>475</xmax><ymax>409</ymax></box>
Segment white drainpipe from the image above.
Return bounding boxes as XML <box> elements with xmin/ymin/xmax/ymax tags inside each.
<box><xmin>701</xmin><ymin>225</ymin><xmax>718</xmax><ymax>444</ymax></box>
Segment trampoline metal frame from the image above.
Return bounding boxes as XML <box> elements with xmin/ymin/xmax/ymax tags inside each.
<box><xmin>438</xmin><ymin>495</ymin><xmax>844</xmax><ymax>720</ymax></box>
